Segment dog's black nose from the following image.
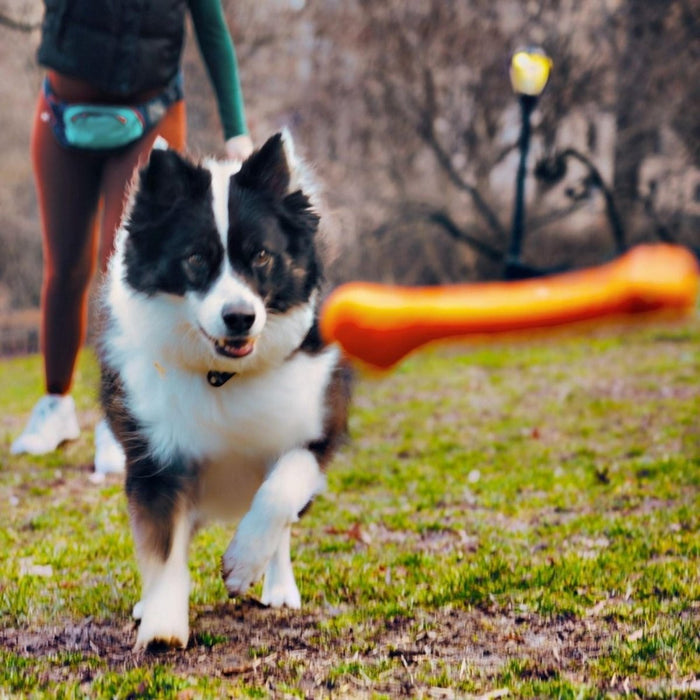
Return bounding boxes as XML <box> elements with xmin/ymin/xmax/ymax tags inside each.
<box><xmin>222</xmin><ymin>302</ymin><xmax>256</xmax><ymax>335</ymax></box>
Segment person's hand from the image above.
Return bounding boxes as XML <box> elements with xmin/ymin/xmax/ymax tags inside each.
<box><xmin>225</xmin><ymin>134</ymin><xmax>254</xmax><ymax>161</ymax></box>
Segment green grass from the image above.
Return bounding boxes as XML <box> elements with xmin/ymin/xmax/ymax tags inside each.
<box><xmin>0</xmin><ymin>314</ymin><xmax>698</xmax><ymax>698</ymax></box>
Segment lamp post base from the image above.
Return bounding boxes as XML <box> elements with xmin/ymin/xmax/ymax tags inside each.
<box><xmin>504</xmin><ymin>256</ymin><xmax>570</xmax><ymax>280</ymax></box>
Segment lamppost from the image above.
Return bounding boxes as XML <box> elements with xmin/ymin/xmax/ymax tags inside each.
<box><xmin>505</xmin><ymin>47</ymin><xmax>552</xmax><ymax>279</ymax></box>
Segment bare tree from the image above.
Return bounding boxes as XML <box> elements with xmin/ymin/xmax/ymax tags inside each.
<box><xmin>613</xmin><ymin>0</ymin><xmax>699</xmax><ymax>238</ymax></box>
<box><xmin>296</xmin><ymin>0</ymin><xmax>624</xmax><ymax>279</ymax></box>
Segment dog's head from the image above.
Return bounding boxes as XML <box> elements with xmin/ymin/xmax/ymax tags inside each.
<box><xmin>112</xmin><ymin>132</ymin><xmax>323</xmax><ymax>374</ymax></box>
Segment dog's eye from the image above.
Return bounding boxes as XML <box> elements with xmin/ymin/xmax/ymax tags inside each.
<box><xmin>184</xmin><ymin>253</ymin><xmax>208</xmax><ymax>275</ymax></box>
<box><xmin>253</xmin><ymin>249</ymin><xmax>272</xmax><ymax>268</ymax></box>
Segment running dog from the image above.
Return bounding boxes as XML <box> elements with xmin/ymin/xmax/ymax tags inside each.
<box><xmin>99</xmin><ymin>132</ymin><xmax>350</xmax><ymax>649</ymax></box>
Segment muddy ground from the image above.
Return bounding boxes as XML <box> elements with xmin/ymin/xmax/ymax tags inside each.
<box><xmin>1</xmin><ymin>597</ymin><xmax>648</xmax><ymax>697</ymax></box>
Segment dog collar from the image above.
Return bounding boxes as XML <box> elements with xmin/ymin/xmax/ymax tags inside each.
<box><xmin>206</xmin><ymin>370</ymin><xmax>236</xmax><ymax>387</ymax></box>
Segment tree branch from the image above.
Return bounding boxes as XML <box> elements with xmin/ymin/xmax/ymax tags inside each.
<box><xmin>415</xmin><ymin>71</ymin><xmax>507</xmax><ymax>242</ymax></box>
<box><xmin>0</xmin><ymin>12</ymin><xmax>41</xmax><ymax>32</ymax></box>
<box><xmin>559</xmin><ymin>148</ymin><xmax>627</xmax><ymax>253</ymax></box>
<box><xmin>371</xmin><ymin>203</ymin><xmax>504</xmax><ymax>262</ymax></box>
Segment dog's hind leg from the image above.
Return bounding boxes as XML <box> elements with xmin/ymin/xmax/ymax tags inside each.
<box><xmin>130</xmin><ymin>498</ymin><xmax>194</xmax><ymax>650</ymax></box>
<box><xmin>222</xmin><ymin>447</ymin><xmax>325</xmax><ymax>602</ymax></box>
<box><xmin>260</xmin><ymin>525</ymin><xmax>301</xmax><ymax>608</ymax></box>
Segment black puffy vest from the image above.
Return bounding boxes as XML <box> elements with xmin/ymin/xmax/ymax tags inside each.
<box><xmin>38</xmin><ymin>0</ymin><xmax>188</xmax><ymax>95</ymax></box>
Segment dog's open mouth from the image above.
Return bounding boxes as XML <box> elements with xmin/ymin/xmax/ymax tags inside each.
<box><xmin>199</xmin><ymin>326</ymin><xmax>256</xmax><ymax>359</ymax></box>
<box><xmin>214</xmin><ymin>337</ymin><xmax>255</xmax><ymax>358</ymax></box>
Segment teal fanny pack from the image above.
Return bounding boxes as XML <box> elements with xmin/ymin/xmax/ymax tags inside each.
<box><xmin>43</xmin><ymin>73</ymin><xmax>183</xmax><ymax>150</ymax></box>
<box><xmin>62</xmin><ymin>105</ymin><xmax>146</xmax><ymax>149</ymax></box>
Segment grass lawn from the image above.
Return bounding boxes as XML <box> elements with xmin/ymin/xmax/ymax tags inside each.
<box><xmin>0</xmin><ymin>313</ymin><xmax>698</xmax><ymax>698</ymax></box>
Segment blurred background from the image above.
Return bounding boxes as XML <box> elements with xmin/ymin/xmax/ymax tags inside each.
<box><xmin>0</xmin><ymin>0</ymin><xmax>698</xmax><ymax>345</ymax></box>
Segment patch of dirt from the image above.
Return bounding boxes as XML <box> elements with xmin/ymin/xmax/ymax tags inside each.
<box><xmin>0</xmin><ymin>600</ymin><xmax>625</xmax><ymax>696</ymax></box>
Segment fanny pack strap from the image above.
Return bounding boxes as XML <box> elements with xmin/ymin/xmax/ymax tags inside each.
<box><xmin>137</xmin><ymin>72</ymin><xmax>184</xmax><ymax>129</ymax></box>
<box><xmin>43</xmin><ymin>72</ymin><xmax>184</xmax><ymax>148</ymax></box>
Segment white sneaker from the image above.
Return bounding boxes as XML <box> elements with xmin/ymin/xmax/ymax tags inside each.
<box><xmin>94</xmin><ymin>419</ymin><xmax>126</xmax><ymax>474</ymax></box>
<box><xmin>10</xmin><ymin>394</ymin><xmax>81</xmax><ymax>455</ymax></box>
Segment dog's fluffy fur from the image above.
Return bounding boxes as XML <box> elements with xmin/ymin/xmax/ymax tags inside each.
<box><xmin>99</xmin><ymin>133</ymin><xmax>351</xmax><ymax>649</ymax></box>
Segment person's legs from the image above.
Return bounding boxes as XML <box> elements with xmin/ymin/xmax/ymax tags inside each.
<box><xmin>12</xmin><ymin>93</ymin><xmax>104</xmax><ymax>454</ymax></box>
<box><xmin>14</xmin><ymin>97</ymin><xmax>187</xmax><ymax>457</ymax></box>
<box><xmin>34</xmin><ymin>93</ymin><xmax>105</xmax><ymax>395</ymax></box>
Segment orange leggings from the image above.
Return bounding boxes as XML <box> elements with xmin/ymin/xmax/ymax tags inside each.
<box><xmin>31</xmin><ymin>92</ymin><xmax>187</xmax><ymax>395</ymax></box>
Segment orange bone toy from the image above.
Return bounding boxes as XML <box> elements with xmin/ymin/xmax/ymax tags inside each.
<box><xmin>320</xmin><ymin>244</ymin><xmax>699</xmax><ymax>370</ymax></box>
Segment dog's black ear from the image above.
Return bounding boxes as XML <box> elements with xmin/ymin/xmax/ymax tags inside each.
<box><xmin>235</xmin><ymin>133</ymin><xmax>290</xmax><ymax>199</ymax></box>
<box><xmin>139</xmin><ymin>148</ymin><xmax>210</xmax><ymax>203</ymax></box>
<box><xmin>281</xmin><ymin>189</ymin><xmax>320</xmax><ymax>236</ymax></box>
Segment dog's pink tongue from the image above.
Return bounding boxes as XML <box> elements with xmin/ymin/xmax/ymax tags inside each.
<box><xmin>216</xmin><ymin>339</ymin><xmax>254</xmax><ymax>358</ymax></box>
<box><xmin>230</xmin><ymin>341</ymin><xmax>254</xmax><ymax>357</ymax></box>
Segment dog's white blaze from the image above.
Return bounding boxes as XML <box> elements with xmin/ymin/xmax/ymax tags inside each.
<box><xmin>207</xmin><ymin>158</ymin><xmax>241</xmax><ymax>242</ymax></box>
<box><xmin>202</xmin><ymin>158</ymin><xmax>269</xmax><ymax>341</ymax></box>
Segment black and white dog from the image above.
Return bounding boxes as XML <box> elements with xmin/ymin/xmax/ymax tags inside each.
<box><xmin>99</xmin><ymin>132</ymin><xmax>351</xmax><ymax>649</ymax></box>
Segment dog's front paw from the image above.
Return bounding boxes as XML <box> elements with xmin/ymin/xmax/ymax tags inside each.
<box><xmin>222</xmin><ymin>529</ymin><xmax>280</xmax><ymax>598</ymax></box>
<box><xmin>261</xmin><ymin>573</ymin><xmax>301</xmax><ymax>609</ymax></box>
<box><xmin>133</xmin><ymin>583</ymin><xmax>190</xmax><ymax>651</ymax></box>
<box><xmin>222</xmin><ymin>542</ymin><xmax>271</xmax><ymax>597</ymax></box>
<box><xmin>134</xmin><ymin>600</ymin><xmax>189</xmax><ymax>650</ymax></box>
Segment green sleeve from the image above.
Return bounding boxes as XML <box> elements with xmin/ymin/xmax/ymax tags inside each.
<box><xmin>188</xmin><ymin>0</ymin><xmax>248</xmax><ymax>140</ymax></box>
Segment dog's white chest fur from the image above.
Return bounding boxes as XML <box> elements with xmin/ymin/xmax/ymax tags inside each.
<box><xmin>118</xmin><ymin>343</ymin><xmax>338</xmax><ymax>518</ymax></box>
